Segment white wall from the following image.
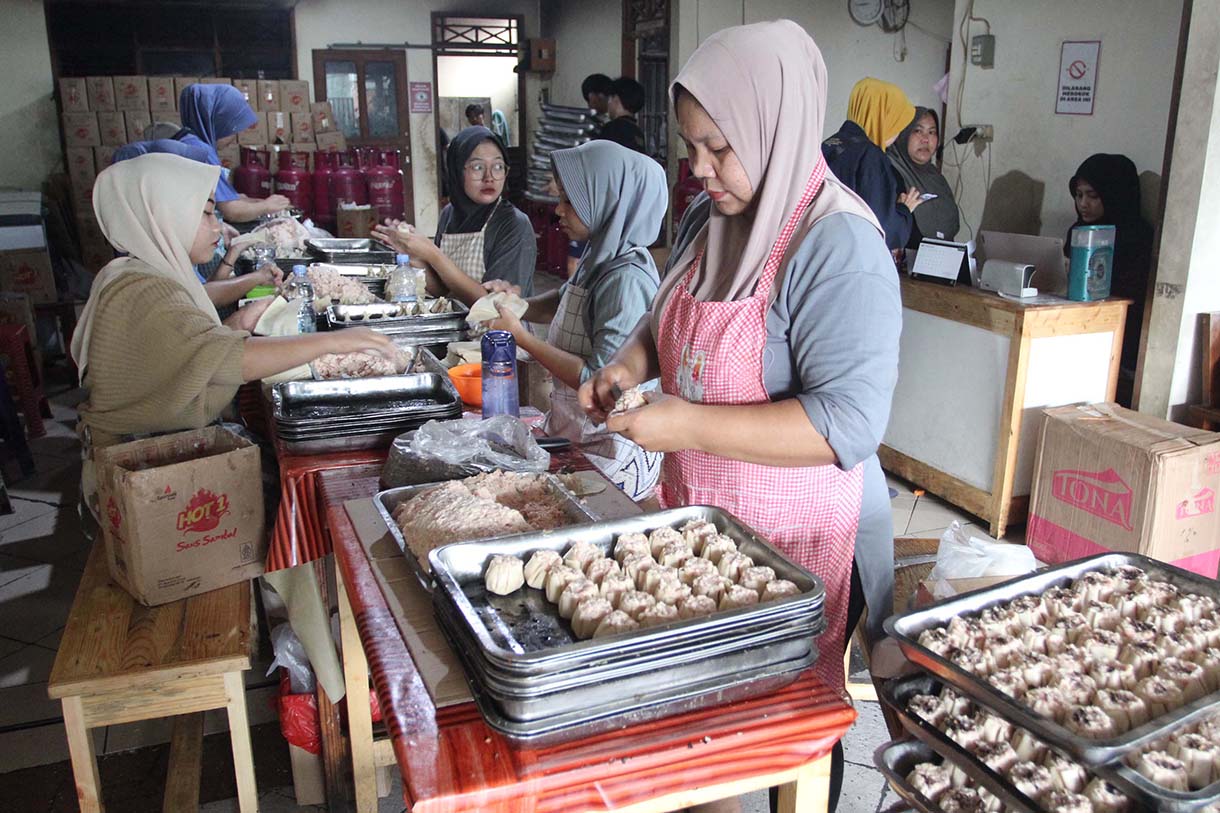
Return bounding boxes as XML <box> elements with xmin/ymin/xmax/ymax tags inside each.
<box><xmin>546</xmin><ymin>1</ymin><xmax>622</xmax><ymax>108</ymax></box>
<box><xmin>941</xmin><ymin>0</ymin><xmax>1182</xmax><ymax>242</ymax></box>
<box><xmin>436</xmin><ymin>55</ymin><xmax>520</xmax><ymax>144</ymax></box>
<box><xmin>293</xmin><ymin>0</ymin><xmax>541</xmax><ymax>233</ymax></box>
<box><xmin>0</xmin><ymin>1</ymin><xmax>60</xmax><ymax>189</ymax></box>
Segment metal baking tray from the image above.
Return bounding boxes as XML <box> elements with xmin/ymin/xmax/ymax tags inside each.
<box><xmin>376</xmin><ymin>473</ymin><xmax>599</xmax><ymax>592</ymax></box>
<box><xmin>306</xmin><ymin>237</ymin><xmax>396</xmax><ymax>264</ymax></box>
<box><xmin>884</xmin><ymin>552</ymin><xmax>1220</xmax><ymax>766</ymax></box>
<box><xmin>275</xmin><ymin>429</ymin><xmax>411</xmax><ymax>455</ymax></box>
<box><xmin>327</xmin><ymin>300</ymin><xmax>468</xmax><ymax>334</ymax></box>
<box><xmin>271</xmin><ymin>372</ymin><xmax>459</xmax><ymax>424</ymax></box>
<box><xmin>428</xmin><ymin>506</ymin><xmax>826</xmax><ymax>677</ymax></box>
<box><xmin>885</xmin><ymin>673</ymin><xmax>1164</xmax><ymax>813</ymax></box>
<box><xmin>874</xmin><ymin>740</ymin><xmax>954</xmax><ymax>813</ymax></box>
<box><xmin>456</xmin><ymin>639</ymin><xmax>814</xmax><ymax>748</ymax></box>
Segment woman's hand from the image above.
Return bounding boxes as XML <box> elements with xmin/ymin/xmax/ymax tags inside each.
<box><xmin>224</xmin><ymin>296</ymin><xmax>274</xmax><ymax>332</ymax></box>
<box><xmin>326</xmin><ymin>327</ymin><xmax>399</xmax><ymax>360</ymax></box>
<box><xmin>372</xmin><ymin>223</ymin><xmax>438</xmax><ymax>264</ymax></box>
<box><xmin>605</xmin><ymin>393</ymin><xmax>696</xmax><ymax>453</ymax></box>
<box><xmin>482</xmin><ymin>279</ymin><xmax>521</xmax><ymax>296</ymax></box>
<box><xmin>898</xmin><ymin>187</ymin><xmax>924</xmax><ymax>211</ymax></box>
<box><xmin>579</xmin><ymin>362</ymin><xmax>641</xmax><ymax>424</ymax></box>
<box><xmin>487</xmin><ymin>301</ymin><xmax>524</xmax><ymax>337</ymax></box>
<box><xmin>254</xmin><ymin>263</ymin><xmax>284</xmax><ymax>288</ymax></box>
<box><xmin>261</xmin><ymin>194</ymin><xmax>292</xmax><ymax>214</ymax></box>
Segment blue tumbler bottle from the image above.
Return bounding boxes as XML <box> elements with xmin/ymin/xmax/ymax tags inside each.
<box><xmin>481</xmin><ymin>330</ymin><xmax>519</xmax><ymax>418</ymax></box>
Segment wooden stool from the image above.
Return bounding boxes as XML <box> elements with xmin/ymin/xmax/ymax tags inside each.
<box><xmin>48</xmin><ymin>542</ymin><xmax>258</xmax><ymax>812</ymax></box>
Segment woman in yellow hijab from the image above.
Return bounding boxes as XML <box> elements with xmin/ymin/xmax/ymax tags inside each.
<box><xmin>823</xmin><ymin>77</ymin><xmax>924</xmax><ymax>250</ymax></box>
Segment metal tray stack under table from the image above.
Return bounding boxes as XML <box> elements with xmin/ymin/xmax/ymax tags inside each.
<box><xmin>876</xmin><ymin>553</ymin><xmax>1220</xmax><ymax>812</ymax></box>
<box><xmin>270</xmin><ymin>348</ymin><xmax>461</xmax><ymax>455</ymax></box>
<box><xmin>413</xmin><ymin>505</ymin><xmax>827</xmax><ymax>746</ymax></box>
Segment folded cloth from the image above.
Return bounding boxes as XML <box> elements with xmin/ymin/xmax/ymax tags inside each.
<box><xmin>255</xmin><ymin>296</ymin><xmax>312</xmax><ymax>382</ymax></box>
<box><xmin>466</xmin><ymin>291</ymin><xmax>528</xmax><ymax>326</ymax></box>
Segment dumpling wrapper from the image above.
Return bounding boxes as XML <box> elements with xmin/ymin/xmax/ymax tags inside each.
<box><xmin>467</xmin><ymin>291</ymin><xmax>528</xmax><ymax>326</ymax></box>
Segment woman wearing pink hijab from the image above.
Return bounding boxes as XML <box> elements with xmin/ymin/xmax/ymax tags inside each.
<box><xmin>580</xmin><ymin>21</ymin><xmax>901</xmax><ymax>811</ymax></box>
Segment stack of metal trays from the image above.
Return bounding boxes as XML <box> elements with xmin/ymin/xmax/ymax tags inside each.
<box><xmin>325</xmin><ymin>301</ymin><xmax>469</xmax><ymax>337</ymax></box>
<box><xmin>270</xmin><ymin>349</ymin><xmax>461</xmax><ymax>455</ymax></box>
<box><xmin>527</xmin><ymin>103</ymin><xmax>598</xmax><ymax>202</ymax></box>
<box><xmin>423</xmin><ymin>505</ymin><xmax>827</xmax><ymax>746</ymax></box>
<box><xmin>882</xmin><ymin>552</ymin><xmax>1220</xmax><ymax>811</ymax></box>
<box><xmin>306</xmin><ymin>237</ymin><xmax>396</xmax><ymax>265</ymax></box>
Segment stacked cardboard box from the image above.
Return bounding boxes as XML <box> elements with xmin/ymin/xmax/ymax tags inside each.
<box><xmin>0</xmin><ymin>193</ymin><xmax>57</xmax><ymax>308</ymax></box>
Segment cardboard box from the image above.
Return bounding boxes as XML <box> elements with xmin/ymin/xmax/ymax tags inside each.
<box><xmin>147</xmin><ymin>77</ymin><xmax>176</xmax><ymax>112</ymax></box>
<box><xmin>290</xmin><ymin>143</ymin><xmax>316</xmax><ymax>171</ymax></box>
<box><xmin>200</xmin><ymin>77</ymin><xmax>232</xmax><ymax>85</ymax></box>
<box><xmin>96</xmin><ymin>111</ymin><xmax>127</xmax><ymax>146</ymax></box>
<box><xmin>77</xmin><ymin>213</ymin><xmax>107</xmax><ymax>247</ymax></box>
<box><xmin>267</xmin><ymin>111</ymin><xmax>290</xmax><ymax>143</ymax></box>
<box><xmin>915</xmin><ymin>576</ymin><xmax>1016</xmax><ymax>608</ymax></box>
<box><xmin>218</xmin><ymin>143</ymin><xmax>241</xmax><ymax>171</ymax></box>
<box><xmin>0</xmin><ymin>250</ymin><xmax>57</xmax><ymax>304</ymax></box>
<box><xmin>310</xmin><ymin>101</ymin><xmax>336</xmax><ymax>134</ymax></box>
<box><xmin>86</xmin><ymin>76</ymin><xmax>116</xmax><ymax>111</ymax></box>
<box><xmin>93</xmin><ymin>145</ymin><xmax>117</xmax><ymax>171</ymax></box>
<box><xmin>289</xmin><ymin>112</ymin><xmax>315</xmax><ymax>143</ymax></box>
<box><xmin>59</xmin><ymin>78</ymin><xmax>89</xmax><ymax>112</ymax></box>
<box><xmin>95</xmin><ymin>426</ymin><xmax>266</xmax><ymax>606</ymax></box>
<box><xmin>174</xmin><ymin>76</ymin><xmax>200</xmax><ymax>98</ymax></box>
<box><xmin>125</xmin><ymin>110</ymin><xmax>152</xmax><ymax>143</ymax></box>
<box><xmin>237</xmin><ymin>113</ymin><xmax>269</xmax><ymax>146</ymax></box>
<box><xmin>280</xmin><ymin>80</ymin><xmax>310</xmax><ymax>114</ymax></box>
<box><xmin>114</xmin><ymin>76</ymin><xmax>149</xmax><ymax>111</ymax></box>
<box><xmin>62</xmin><ymin>112</ymin><xmax>100</xmax><ymax>147</ymax></box>
<box><xmin>65</xmin><ymin>148</ymin><xmax>97</xmax><ymax>189</ymax></box>
<box><xmin>232</xmin><ymin>78</ymin><xmax>257</xmax><ymax>108</ymax></box>
<box><xmin>1028</xmin><ymin>403</ymin><xmax>1220</xmax><ymax>578</ymax></box>
<box><xmin>314</xmin><ymin>130</ymin><xmax>346</xmax><ymax>153</ymax></box>
<box><xmin>257</xmin><ymin>80</ymin><xmax>281</xmax><ymax>112</ymax></box>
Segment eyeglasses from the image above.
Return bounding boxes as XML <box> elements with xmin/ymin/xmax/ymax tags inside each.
<box><xmin>464</xmin><ymin>161</ymin><xmax>508</xmax><ymax>179</ymax></box>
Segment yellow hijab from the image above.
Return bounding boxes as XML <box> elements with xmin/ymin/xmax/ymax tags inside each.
<box><xmin>847</xmin><ymin>78</ymin><xmax>915</xmax><ymax>149</ymax></box>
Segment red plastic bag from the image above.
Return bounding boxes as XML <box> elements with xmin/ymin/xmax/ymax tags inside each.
<box><xmin>276</xmin><ymin>670</ymin><xmax>383</xmax><ymax>756</ymax></box>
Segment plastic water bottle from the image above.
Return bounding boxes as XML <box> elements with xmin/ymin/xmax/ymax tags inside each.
<box><xmin>386</xmin><ymin>253</ymin><xmax>417</xmax><ymax>304</ymax></box>
<box><xmin>481</xmin><ymin>330</ymin><xmax>519</xmax><ymax>418</ymax></box>
<box><xmin>292</xmin><ymin>265</ymin><xmax>315</xmax><ymax>334</ymax></box>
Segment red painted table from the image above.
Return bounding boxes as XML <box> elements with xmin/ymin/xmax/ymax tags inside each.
<box><xmin>321</xmin><ymin>466</ymin><xmax>857</xmax><ymax>813</ymax></box>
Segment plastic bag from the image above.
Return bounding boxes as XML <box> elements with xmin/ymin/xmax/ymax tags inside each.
<box><xmin>925</xmin><ymin>521</ymin><xmax>1037</xmax><ymax>600</ymax></box>
<box><xmin>380</xmin><ymin>416</ymin><xmax>551</xmax><ymax>488</ymax></box>
<box><xmin>267</xmin><ymin>623</ymin><xmax>316</xmax><ymax>694</ymax></box>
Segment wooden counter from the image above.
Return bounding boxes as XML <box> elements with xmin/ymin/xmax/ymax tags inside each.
<box><xmin>880</xmin><ymin>278</ymin><xmax>1129</xmax><ymax>539</ymax></box>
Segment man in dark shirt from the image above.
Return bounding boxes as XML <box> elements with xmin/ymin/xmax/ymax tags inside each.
<box><xmin>465</xmin><ymin>104</ymin><xmax>485</xmax><ymax>127</ymax></box>
<box><xmin>597</xmin><ymin>77</ymin><xmax>648</xmax><ymax>154</ymax></box>
<box><xmin>581</xmin><ymin>73</ymin><xmax>612</xmax><ymax>132</ymax></box>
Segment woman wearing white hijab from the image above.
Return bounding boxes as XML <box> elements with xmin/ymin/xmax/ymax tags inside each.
<box><xmin>579</xmin><ymin>22</ymin><xmax>901</xmax><ymax>811</ymax></box>
<box><xmin>488</xmin><ymin>140</ymin><xmax>665</xmax><ymax>499</ymax></box>
<box><xmin>75</xmin><ymin>153</ymin><xmax>393</xmax><ymax>512</ymax></box>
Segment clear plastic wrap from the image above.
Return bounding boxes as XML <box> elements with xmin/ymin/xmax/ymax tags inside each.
<box><xmin>380</xmin><ymin>416</ymin><xmax>551</xmax><ymax>488</ymax></box>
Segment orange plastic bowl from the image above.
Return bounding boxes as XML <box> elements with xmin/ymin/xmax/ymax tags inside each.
<box><xmin>448</xmin><ymin>363</ymin><xmax>482</xmax><ymax>407</ymax></box>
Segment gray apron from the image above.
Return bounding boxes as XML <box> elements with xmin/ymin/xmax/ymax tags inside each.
<box><xmin>542</xmin><ymin>279</ymin><xmax>662</xmax><ymax>501</ymax></box>
<box><xmin>439</xmin><ymin>198</ymin><xmax>503</xmax><ymax>281</ymax></box>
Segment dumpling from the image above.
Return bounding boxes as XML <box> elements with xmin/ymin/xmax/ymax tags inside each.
<box><xmin>762</xmin><ymin>580</ymin><xmax>800</xmax><ymax>602</ymax></box>
<box><xmin>719</xmin><ymin>584</ymin><xmax>760</xmax><ymax>611</ymax></box>
<box><xmin>716</xmin><ymin>551</ymin><xmax>754</xmax><ymax>582</ymax></box>
<box><xmin>637</xmin><ymin>602</ymin><xmax>679</xmax><ymax>628</ymax></box>
<box><xmin>523</xmin><ymin>550</ymin><xmax>561</xmax><ymax>589</ymax></box>
<box><xmin>739</xmin><ymin>565</ymin><xmax>776</xmax><ymax>597</ymax></box>
<box><xmin>623</xmin><ymin>554</ymin><xmax>658</xmax><ymax>589</ymax></box>
<box><xmin>584</xmin><ymin>556</ymin><xmax>622</xmax><ymax>585</ymax></box>
<box><xmin>701</xmin><ymin>535</ymin><xmax>738</xmax><ymax>565</ymax></box>
<box><xmin>593</xmin><ymin>609</ymin><xmax>639</xmax><ymax>638</ymax></box>
<box><xmin>677</xmin><ymin>594</ymin><xmax>717</xmax><ymax>619</ymax></box>
<box><xmin>678</xmin><ymin>557</ymin><xmax>717</xmax><ymax>585</ymax></box>
<box><xmin>659</xmin><ymin>540</ymin><xmax>694</xmax><ymax>569</ymax></box>
<box><xmin>571</xmin><ymin>597</ymin><xmax>614</xmax><ymax>639</ymax></box>
<box><xmin>641</xmin><ymin>564</ymin><xmax>679</xmax><ymax>594</ymax></box>
<box><xmin>613</xmin><ymin>533</ymin><xmax>651</xmax><ymax>563</ymax></box>
<box><xmin>618</xmin><ymin>590</ymin><xmax>657</xmax><ymax>620</ymax></box>
<box><xmin>484</xmin><ymin>554</ymin><xmax>524</xmax><ymax>596</ymax></box>
<box><xmin>558</xmin><ymin>578</ymin><xmax>599</xmax><ymax>619</ymax></box>
<box><xmin>599</xmin><ymin>573</ymin><xmax>635</xmax><ymax>608</ymax></box>
<box><xmin>545</xmin><ymin>563</ymin><xmax>583</xmax><ymax>603</ymax></box>
<box><xmin>652</xmin><ymin>574</ymin><xmax>692</xmax><ymax>605</ymax></box>
<box><xmin>680</xmin><ymin>520</ymin><xmax>719</xmax><ymax>554</ymax></box>
<box><xmin>692</xmin><ymin>574</ymin><xmax>728</xmax><ymax>604</ymax></box>
<box><xmin>648</xmin><ymin>526</ymin><xmax>684</xmax><ymax>557</ymax></box>
<box><xmin>563</xmin><ymin>541</ymin><xmax>603</xmax><ymax>572</ymax></box>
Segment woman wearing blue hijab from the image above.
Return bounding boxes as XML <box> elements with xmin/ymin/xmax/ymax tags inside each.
<box><xmin>177</xmin><ymin>84</ymin><xmax>290</xmax><ymax>222</ymax></box>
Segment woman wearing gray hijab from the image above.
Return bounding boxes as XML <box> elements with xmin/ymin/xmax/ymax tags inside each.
<box><xmin>487</xmin><ymin>140</ymin><xmax>664</xmax><ymax>499</ymax></box>
<box><xmin>886</xmin><ymin>107</ymin><xmax>959</xmax><ymax>245</ymax></box>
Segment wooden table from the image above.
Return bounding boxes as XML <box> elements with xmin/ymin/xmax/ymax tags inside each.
<box><xmin>322</xmin><ymin>466</ymin><xmax>856</xmax><ymax>813</ymax></box>
<box><xmin>880</xmin><ymin>278</ymin><xmax>1130</xmax><ymax>538</ymax></box>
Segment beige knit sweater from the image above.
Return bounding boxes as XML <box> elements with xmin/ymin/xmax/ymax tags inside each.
<box><xmin>78</xmin><ymin>272</ymin><xmax>247</xmax><ymax>449</ymax></box>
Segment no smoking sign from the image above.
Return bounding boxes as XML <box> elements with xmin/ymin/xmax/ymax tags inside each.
<box><xmin>1057</xmin><ymin>41</ymin><xmax>1101</xmax><ymax>115</ymax></box>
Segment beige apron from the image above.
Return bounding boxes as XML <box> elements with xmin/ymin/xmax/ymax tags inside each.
<box><xmin>543</xmin><ymin>280</ymin><xmax>662</xmax><ymax>501</ymax></box>
<box><xmin>439</xmin><ymin>198</ymin><xmax>503</xmax><ymax>281</ymax></box>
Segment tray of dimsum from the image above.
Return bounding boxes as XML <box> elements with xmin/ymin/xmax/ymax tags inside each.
<box><xmin>876</xmin><ymin>739</ymin><xmax>1042</xmax><ymax>813</ymax></box>
<box><xmin>884</xmin><ymin>553</ymin><xmax>1220</xmax><ymax>767</ymax></box>
<box><xmin>326</xmin><ymin>299</ymin><xmax>468</xmax><ymax>335</ymax></box>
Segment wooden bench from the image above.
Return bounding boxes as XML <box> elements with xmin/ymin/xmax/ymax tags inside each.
<box><xmin>47</xmin><ymin>542</ymin><xmax>258</xmax><ymax>812</ymax></box>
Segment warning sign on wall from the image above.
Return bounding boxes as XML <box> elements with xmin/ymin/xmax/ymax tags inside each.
<box><xmin>1056</xmin><ymin>40</ymin><xmax>1101</xmax><ymax>115</ymax></box>
<box><xmin>409</xmin><ymin>82</ymin><xmax>433</xmax><ymax>114</ymax></box>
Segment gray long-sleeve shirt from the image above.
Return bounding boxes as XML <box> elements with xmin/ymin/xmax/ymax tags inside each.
<box><xmin>668</xmin><ymin>196</ymin><xmax>901</xmax><ymax>550</ymax></box>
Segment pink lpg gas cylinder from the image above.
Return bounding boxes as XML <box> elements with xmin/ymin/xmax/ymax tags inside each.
<box><xmin>312</xmin><ymin>151</ymin><xmax>338</xmax><ymax>229</ymax></box>
<box><xmin>233</xmin><ymin>147</ymin><xmax>272</xmax><ymax>199</ymax></box>
<box><xmin>274</xmin><ymin>151</ymin><xmax>313</xmax><ymax>219</ymax></box>
<box><xmin>367</xmin><ymin>149</ymin><xmax>406</xmax><ymax>222</ymax></box>
<box><xmin>329</xmin><ymin>151</ymin><xmax>368</xmax><ymax>212</ymax></box>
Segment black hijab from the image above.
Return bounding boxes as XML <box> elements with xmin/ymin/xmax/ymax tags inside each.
<box><xmin>1067</xmin><ymin>153</ymin><xmax>1155</xmax><ymax>372</ymax></box>
<box><xmin>444</xmin><ymin>126</ymin><xmax>509</xmax><ymax>234</ymax></box>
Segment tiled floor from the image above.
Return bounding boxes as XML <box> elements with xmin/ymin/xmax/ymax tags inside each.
<box><xmin>0</xmin><ymin>372</ymin><xmax>1005</xmax><ymax>811</ymax></box>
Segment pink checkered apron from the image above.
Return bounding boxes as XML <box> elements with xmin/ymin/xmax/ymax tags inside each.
<box><xmin>656</xmin><ymin>165</ymin><xmax>863</xmax><ymax>692</ymax></box>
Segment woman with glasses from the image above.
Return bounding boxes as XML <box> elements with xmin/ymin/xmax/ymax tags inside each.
<box><xmin>374</xmin><ymin>126</ymin><xmax>535</xmax><ymax>303</ymax></box>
